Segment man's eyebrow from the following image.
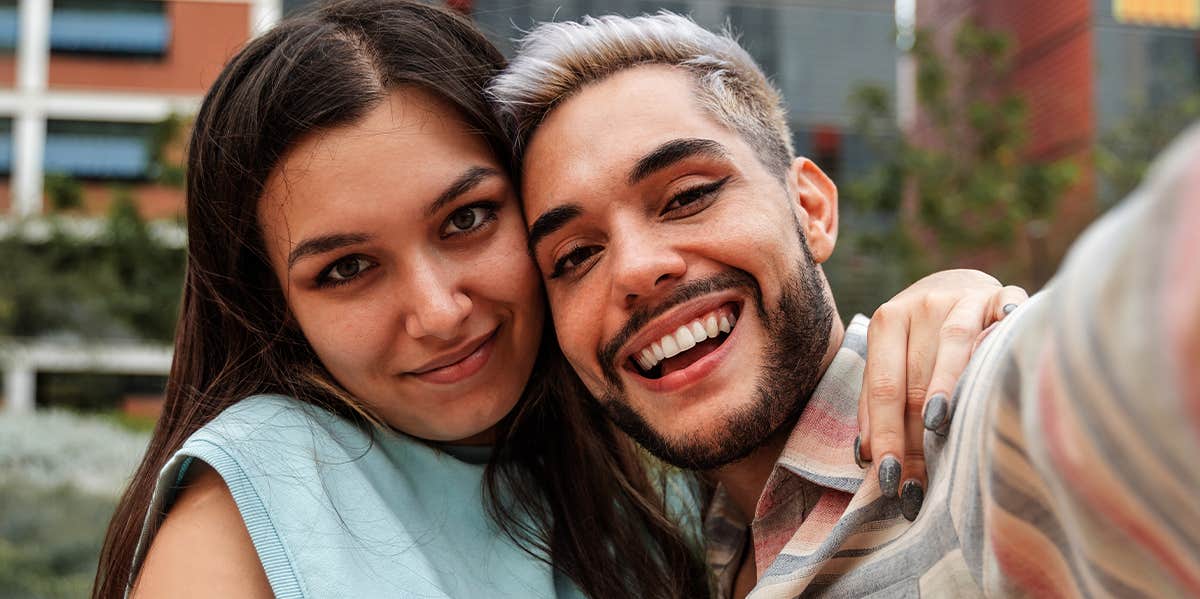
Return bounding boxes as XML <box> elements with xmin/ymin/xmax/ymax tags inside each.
<box><xmin>287</xmin><ymin>232</ymin><xmax>372</xmax><ymax>268</ymax></box>
<box><xmin>628</xmin><ymin>138</ymin><xmax>731</xmax><ymax>185</ymax></box>
<box><xmin>527</xmin><ymin>204</ymin><xmax>583</xmax><ymax>254</ymax></box>
<box><xmin>426</xmin><ymin>166</ymin><xmax>501</xmax><ymax>217</ymax></box>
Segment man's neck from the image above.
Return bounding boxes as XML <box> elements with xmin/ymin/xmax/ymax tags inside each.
<box><xmin>708</xmin><ymin>314</ymin><xmax>846</xmax><ymax>522</ymax></box>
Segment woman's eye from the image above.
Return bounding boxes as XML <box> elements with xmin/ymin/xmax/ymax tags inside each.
<box><xmin>319</xmin><ymin>255</ymin><xmax>375</xmax><ymax>287</ymax></box>
<box><xmin>442</xmin><ymin>203</ymin><xmax>497</xmax><ymax>236</ymax></box>
<box><xmin>664</xmin><ymin>176</ymin><xmax>731</xmax><ymax>214</ymax></box>
<box><xmin>551</xmin><ymin>245</ymin><xmax>602</xmax><ymax>279</ymax></box>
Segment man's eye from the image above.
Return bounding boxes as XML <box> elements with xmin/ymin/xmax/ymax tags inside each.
<box><xmin>663</xmin><ymin>176</ymin><xmax>731</xmax><ymax>214</ymax></box>
<box><xmin>442</xmin><ymin>203</ymin><xmax>498</xmax><ymax>237</ymax></box>
<box><xmin>550</xmin><ymin>245</ymin><xmax>602</xmax><ymax>279</ymax></box>
<box><xmin>318</xmin><ymin>256</ymin><xmax>375</xmax><ymax>287</ymax></box>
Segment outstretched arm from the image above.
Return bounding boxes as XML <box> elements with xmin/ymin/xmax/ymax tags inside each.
<box><xmin>968</xmin><ymin>123</ymin><xmax>1200</xmax><ymax>597</ymax></box>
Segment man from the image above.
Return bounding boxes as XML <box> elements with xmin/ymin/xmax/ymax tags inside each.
<box><xmin>491</xmin><ymin>13</ymin><xmax>1200</xmax><ymax>598</ymax></box>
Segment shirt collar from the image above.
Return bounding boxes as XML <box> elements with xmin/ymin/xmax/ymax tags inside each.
<box><xmin>771</xmin><ymin>314</ymin><xmax>870</xmax><ymax>493</ymax></box>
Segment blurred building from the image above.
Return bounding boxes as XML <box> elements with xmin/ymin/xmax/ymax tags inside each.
<box><xmin>0</xmin><ymin>1</ymin><xmax>282</xmax><ymax>414</ymax></box>
<box><xmin>285</xmin><ymin>0</ymin><xmax>903</xmax><ymax>186</ymax></box>
<box><xmin>0</xmin><ymin>0</ymin><xmax>280</xmax><ymax>220</ymax></box>
<box><xmin>914</xmin><ymin>0</ymin><xmax>1200</xmax><ymax>226</ymax></box>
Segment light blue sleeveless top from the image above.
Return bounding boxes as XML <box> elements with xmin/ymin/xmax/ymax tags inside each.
<box><xmin>128</xmin><ymin>394</ymin><xmax>586</xmax><ymax>598</ymax></box>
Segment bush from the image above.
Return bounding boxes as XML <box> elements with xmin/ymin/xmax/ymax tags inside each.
<box><xmin>0</xmin><ymin>410</ymin><xmax>149</xmax><ymax>598</ymax></box>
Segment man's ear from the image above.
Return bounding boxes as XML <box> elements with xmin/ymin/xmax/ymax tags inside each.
<box><xmin>784</xmin><ymin>157</ymin><xmax>839</xmax><ymax>263</ymax></box>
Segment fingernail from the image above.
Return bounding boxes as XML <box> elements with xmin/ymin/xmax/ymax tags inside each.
<box><xmin>1002</xmin><ymin>303</ymin><xmax>1018</xmax><ymax>315</ymax></box>
<box><xmin>901</xmin><ymin>479</ymin><xmax>925</xmax><ymax>521</ymax></box>
<box><xmin>878</xmin><ymin>456</ymin><xmax>901</xmax><ymax>499</ymax></box>
<box><xmin>923</xmin><ymin>393</ymin><xmax>947</xmax><ymax>431</ymax></box>
<box><xmin>853</xmin><ymin>434</ymin><xmax>870</xmax><ymax>469</ymax></box>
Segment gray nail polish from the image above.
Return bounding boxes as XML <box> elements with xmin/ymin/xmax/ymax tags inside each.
<box><xmin>853</xmin><ymin>434</ymin><xmax>869</xmax><ymax>469</ymax></box>
<box><xmin>923</xmin><ymin>393</ymin><xmax>947</xmax><ymax>431</ymax></box>
<box><xmin>901</xmin><ymin>480</ymin><xmax>925</xmax><ymax>521</ymax></box>
<box><xmin>879</xmin><ymin>456</ymin><xmax>901</xmax><ymax>499</ymax></box>
<box><xmin>1002</xmin><ymin>303</ymin><xmax>1018</xmax><ymax>315</ymax></box>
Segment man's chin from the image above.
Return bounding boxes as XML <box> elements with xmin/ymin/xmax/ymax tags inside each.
<box><xmin>599</xmin><ymin>392</ymin><xmax>796</xmax><ymax>471</ymax></box>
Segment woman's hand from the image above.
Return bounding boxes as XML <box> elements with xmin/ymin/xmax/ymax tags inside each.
<box><xmin>855</xmin><ymin>269</ymin><xmax>1027</xmax><ymax>520</ymax></box>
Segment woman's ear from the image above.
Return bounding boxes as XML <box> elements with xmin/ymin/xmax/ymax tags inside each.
<box><xmin>785</xmin><ymin>157</ymin><xmax>839</xmax><ymax>263</ymax></box>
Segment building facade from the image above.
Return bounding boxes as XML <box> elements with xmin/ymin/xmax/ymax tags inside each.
<box><xmin>0</xmin><ymin>0</ymin><xmax>280</xmax><ymax>219</ymax></box>
<box><xmin>915</xmin><ymin>0</ymin><xmax>1200</xmax><ymax>212</ymax></box>
<box><xmin>0</xmin><ymin>1</ymin><xmax>282</xmax><ymax>414</ymax></box>
<box><xmin>284</xmin><ymin>0</ymin><xmax>903</xmax><ymax>186</ymax></box>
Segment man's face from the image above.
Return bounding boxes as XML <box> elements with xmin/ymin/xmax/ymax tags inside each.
<box><xmin>521</xmin><ymin>65</ymin><xmax>840</xmax><ymax>469</ymax></box>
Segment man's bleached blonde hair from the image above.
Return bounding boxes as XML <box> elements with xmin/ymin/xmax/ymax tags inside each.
<box><xmin>489</xmin><ymin>12</ymin><xmax>795</xmax><ymax>175</ymax></box>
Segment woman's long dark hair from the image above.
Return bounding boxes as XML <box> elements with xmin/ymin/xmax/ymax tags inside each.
<box><xmin>92</xmin><ymin>1</ymin><xmax>708</xmax><ymax>597</ymax></box>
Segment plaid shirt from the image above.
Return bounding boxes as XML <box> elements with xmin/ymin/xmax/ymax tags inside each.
<box><xmin>705</xmin><ymin>123</ymin><xmax>1200</xmax><ymax>598</ymax></box>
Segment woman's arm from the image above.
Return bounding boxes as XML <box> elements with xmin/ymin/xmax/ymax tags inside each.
<box><xmin>129</xmin><ymin>463</ymin><xmax>274</xmax><ymax>599</ymax></box>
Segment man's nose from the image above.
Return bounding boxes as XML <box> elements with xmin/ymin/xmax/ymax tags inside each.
<box><xmin>609</xmin><ymin>225</ymin><xmax>687</xmax><ymax>310</ymax></box>
<box><xmin>402</xmin><ymin>260</ymin><xmax>472</xmax><ymax>340</ymax></box>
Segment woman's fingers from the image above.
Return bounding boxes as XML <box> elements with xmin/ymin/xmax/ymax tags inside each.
<box><xmin>855</xmin><ymin>373</ymin><xmax>872</xmax><ymax>469</ymax></box>
<box><xmin>863</xmin><ymin>303</ymin><xmax>908</xmax><ymax>499</ymax></box>
<box><xmin>890</xmin><ymin>294</ymin><xmax>942</xmax><ymax>518</ymax></box>
<box><xmin>990</xmin><ymin>285</ymin><xmax>1029</xmax><ymax>322</ymax></box>
<box><xmin>921</xmin><ymin>296</ymin><xmax>990</xmax><ymax>434</ymax></box>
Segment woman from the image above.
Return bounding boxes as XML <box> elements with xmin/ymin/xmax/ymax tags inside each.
<box><xmin>93</xmin><ymin>2</ymin><xmax>1021</xmax><ymax>598</ymax></box>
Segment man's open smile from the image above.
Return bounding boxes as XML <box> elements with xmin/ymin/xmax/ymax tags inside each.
<box><xmin>618</xmin><ymin>293</ymin><xmax>746</xmax><ymax>392</ymax></box>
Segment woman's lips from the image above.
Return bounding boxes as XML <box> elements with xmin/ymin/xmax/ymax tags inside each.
<box><xmin>412</xmin><ymin>330</ymin><xmax>497</xmax><ymax>385</ymax></box>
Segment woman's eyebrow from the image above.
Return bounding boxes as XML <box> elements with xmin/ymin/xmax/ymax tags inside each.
<box><xmin>425</xmin><ymin>166</ymin><xmax>501</xmax><ymax>217</ymax></box>
<box><xmin>287</xmin><ymin>232</ymin><xmax>373</xmax><ymax>268</ymax></box>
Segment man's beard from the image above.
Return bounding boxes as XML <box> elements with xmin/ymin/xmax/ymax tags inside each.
<box><xmin>594</xmin><ymin>238</ymin><xmax>835</xmax><ymax>471</ymax></box>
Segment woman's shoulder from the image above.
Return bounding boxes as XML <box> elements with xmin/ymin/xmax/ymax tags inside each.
<box><xmin>130</xmin><ymin>462</ymin><xmax>275</xmax><ymax>599</ymax></box>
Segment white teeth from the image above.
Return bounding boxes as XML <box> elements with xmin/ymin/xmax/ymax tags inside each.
<box><xmin>631</xmin><ymin>307</ymin><xmax>739</xmax><ymax>373</ymax></box>
<box><xmin>640</xmin><ymin>348</ymin><xmax>656</xmax><ymax>369</ymax></box>
<box><xmin>674</xmin><ymin>325</ymin><xmax>697</xmax><ymax>351</ymax></box>
<box><xmin>661</xmin><ymin>335</ymin><xmax>680</xmax><ymax>358</ymax></box>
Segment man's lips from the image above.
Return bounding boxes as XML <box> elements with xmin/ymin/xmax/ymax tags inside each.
<box><xmin>409</xmin><ymin>329</ymin><xmax>498</xmax><ymax>384</ymax></box>
<box><xmin>630</xmin><ymin>313</ymin><xmax>742</xmax><ymax>393</ymax></box>
<box><xmin>616</xmin><ymin>292</ymin><xmax>743</xmax><ymax>371</ymax></box>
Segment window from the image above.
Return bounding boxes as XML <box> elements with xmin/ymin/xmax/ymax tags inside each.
<box><xmin>44</xmin><ymin>121</ymin><xmax>155</xmax><ymax>180</ymax></box>
<box><xmin>0</xmin><ymin>118</ymin><xmax>12</xmax><ymax>175</ymax></box>
<box><xmin>50</xmin><ymin>0</ymin><xmax>170</xmax><ymax>57</ymax></box>
<box><xmin>0</xmin><ymin>0</ymin><xmax>16</xmax><ymax>51</ymax></box>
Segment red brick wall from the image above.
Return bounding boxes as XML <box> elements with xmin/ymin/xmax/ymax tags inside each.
<box><xmin>977</xmin><ymin>0</ymin><xmax>1094</xmax><ymax>161</ymax></box>
<box><xmin>47</xmin><ymin>1</ymin><xmax>250</xmax><ymax>94</ymax></box>
<box><xmin>0</xmin><ymin>54</ymin><xmax>14</xmax><ymax>87</ymax></box>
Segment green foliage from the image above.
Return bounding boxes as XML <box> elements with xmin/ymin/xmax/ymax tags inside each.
<box><xmin>0</xmin><ymin>482</ymin><xmax>117</xmax><ymax>599</ymax></box>
<box><xmin>0</xmin><ymin>190</ymin><xmax>185</xmax><ymax>342</ymax></box>
<box><xmin>1098</xmin><ymin>91</ymin><xmax>1200</xmax><ymax>207</ymax></box>
<box><xmin>43</xmin><ymin>174</ymin><xmax>84</xmax><ymax>212</ymax></box>
<box><xmin>844</xmin><ymin>23</ymin><xmax>1077</xmax><ymax>288</ymax></box>
<box><xmin>149</xmin><ymin>114</ymin><xmax>187</xmax><ymax>189</ymax></box>
<box><xmin>0</xmin><ymin>409</ymin><xmax>150</xmax><ymax>598</ymax></box>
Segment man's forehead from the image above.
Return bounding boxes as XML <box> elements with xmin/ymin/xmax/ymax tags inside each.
<box><xmin>520</xmin><ymin>66</ymin><xmax>738</xmax><ymax>198</ymax></box>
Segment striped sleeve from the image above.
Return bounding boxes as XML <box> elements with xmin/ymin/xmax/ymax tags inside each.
<box><xmin>977</xmin><ymin>122</ymin><xmax>1200</xmax><ymax>598</ymax></box>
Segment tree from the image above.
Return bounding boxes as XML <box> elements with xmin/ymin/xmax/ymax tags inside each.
<box><xmin>843</xmin><ymin>22</ymin><xmax>1077</xmax><ymax>289</ymax></box>
<box><xmin>1098</xmin><ymin>90</ymin><xmax>1200</xmax><ymax>207</ymax></box>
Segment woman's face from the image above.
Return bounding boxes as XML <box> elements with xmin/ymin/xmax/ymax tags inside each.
<box><xmin>257</xmin><ymin>88</ymin><xmax>543</xmax><ymax>444</ymax></box>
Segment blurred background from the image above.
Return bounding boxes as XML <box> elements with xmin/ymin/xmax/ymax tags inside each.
<box><xmin>0</xmin><ymin>0</ymin><xmax>1195</xmax><ymax>596</ymax></box>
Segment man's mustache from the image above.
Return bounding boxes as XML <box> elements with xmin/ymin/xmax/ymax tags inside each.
<box><xmin>598</xmin><ymin>269</ymin><xmax>763</xmax><ymax>384</ymax></box>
